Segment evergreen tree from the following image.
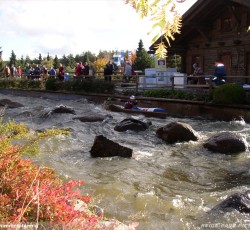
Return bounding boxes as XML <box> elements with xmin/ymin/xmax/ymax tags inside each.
<box><xmin>38</xmin><ymin>53</ymin><xmax>42</xmax><ymax>65</ymax></box>
<box><xmin>67</xmin><ymin>54</ymin><xmax>76</xmax><ymax>70</ymax></box>
<box><xmin>53</xmin><ymin>55</ymin><xmax>60</xmax><ymax>69</ymax></box>
<box><xmin>25</xmin><ymin>55</ymin><xmax>31</xmax><ymax>66</ymax></box>
<box><xmin>61</xmin><ymin>54</ymin><xmax>69</xmax><ymax>67</ymax></box>
<box><xmin>19</xmin><ymin>55</ymin><xmax>25</xmax><ymax>69</ymax></box>
<box><xmin>47</xmin><ymin>53</ymin><xmax>50</xmax><ymax>61</ymax></box>
<box><xmin>83</xmin><ymin>52</ymin><xmax>89</xmax><ymax>64</ymax></box>
<box><xmin>133</xmin><ymin>40</ymin><xmax>154</xmax><ymax>71</ymax></box>
<box><xmin>9</xmin><ymin>50</ymin><xmax>17</xmax><ymax>67</ymax></box>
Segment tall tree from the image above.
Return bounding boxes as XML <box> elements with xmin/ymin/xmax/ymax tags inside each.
<box><xmin>132</xmin><ymin>39</ymin><xmax>154</xmax><ymax>71</ymax></box>
<box><xmin>25</xmin><ymin>55</ymin><xmax>31</xmax><ymax>65</ymax></box>
<box><xmin>38</xmin><ymin>53</ymin><xmax>42</xmax><ymax>65</ymax></box>
<box><xmin>53</xmin><ymin>55</ymin><xmax>60</xmax><ymax>69</ymax></box>
<box><xmin>47</xmin><ymin>53</ymin><xmax>50</xmax><ymax>61</ymax></box>
<box><xmin>9</xmin><ymin>50</ymin><xmax>17</xmax><ymax>67</ymax></box>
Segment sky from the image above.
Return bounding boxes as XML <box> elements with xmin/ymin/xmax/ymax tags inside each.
<box><xmin>0</xmin><ymin>0</ymin><xmax>197</xmax><ymax>61</ymax></box>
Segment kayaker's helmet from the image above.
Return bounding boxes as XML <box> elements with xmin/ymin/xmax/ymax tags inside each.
<box><xmin>130</xmin><ymin>95</ymin><xmax>135</xmax><ymax>101</ymax></box>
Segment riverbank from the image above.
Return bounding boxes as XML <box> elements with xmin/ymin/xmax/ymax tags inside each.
<box><xmin>1</xmin><ymin>88</ymin><xmax>250</xmax><ymax>123</ymax></box>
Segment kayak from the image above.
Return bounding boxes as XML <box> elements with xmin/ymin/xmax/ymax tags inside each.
<box><xmin>131</xmin><ymin>106</ymin><xmax>167</xmax><ymax>113</ymax></box>
<box><xmin>105</xmin><ymin>104</ymin><xmax>168</xmax><ymax>119</ymax></box>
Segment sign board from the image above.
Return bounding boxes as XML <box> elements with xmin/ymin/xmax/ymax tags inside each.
<box><xmin>155</xmin><ymin>58</ymin><xmax>167</xmax><ymax>70</ymax></box>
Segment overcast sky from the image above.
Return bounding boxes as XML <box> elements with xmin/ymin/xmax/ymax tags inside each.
<box><xmin>0</xmin><ymin>0</ymin><xmax>197</xmax><ymax>60</ymax></box>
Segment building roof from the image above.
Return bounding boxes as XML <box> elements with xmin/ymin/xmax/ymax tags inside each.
<box><xmin>149</xmin><ymin>0</ymin><xmax>250</xmax><ymax>53</ymax></box>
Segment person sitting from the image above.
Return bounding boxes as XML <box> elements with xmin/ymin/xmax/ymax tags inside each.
<box><xmin>124</xmin><ymin>95</ymin><xmax>137</xmax><ymax>109</ymax></box>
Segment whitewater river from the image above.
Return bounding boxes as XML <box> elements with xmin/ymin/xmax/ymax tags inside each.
<box><xmin>1</xmin><ymin>91</ymin><xmax>250</xmax><ymax>230</ymax></box>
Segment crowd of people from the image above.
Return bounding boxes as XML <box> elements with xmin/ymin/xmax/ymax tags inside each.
<box><xmin>1</xmin><ymin>61</ymin><xmax>98</xmax><ymax>81</ymax></box>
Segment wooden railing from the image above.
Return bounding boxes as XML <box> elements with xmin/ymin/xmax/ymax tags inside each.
<box><xmin>1</xmin><ymin>72</ymin><xmax>250</xmax><ymax>93</ymax></box>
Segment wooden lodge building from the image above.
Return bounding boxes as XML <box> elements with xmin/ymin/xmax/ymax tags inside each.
<box><xmin>149</xmin><ymin>0</ymin><xmax>250</xmax><ymax>83</ymax></box>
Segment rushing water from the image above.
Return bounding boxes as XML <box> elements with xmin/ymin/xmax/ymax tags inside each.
<box><xmin>1</xmin><ymin>91</ymin><xmax>250</xmax><ymax>230</ymax></box>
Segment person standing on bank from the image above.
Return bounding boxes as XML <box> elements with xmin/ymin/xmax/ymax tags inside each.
<box><xmin>213</xmin><ymin>60</ymin><xmax>226</xmax><ymax>86</ymax></box>
<box><xmin>123</xmin><ymin>61</ymin><xmax>132</xmax><ymax>83</ymax></box>
<box><xmin>104</xmin><ymin>62</ymin><xmax>113</xmax><ymax>81</ymax></box>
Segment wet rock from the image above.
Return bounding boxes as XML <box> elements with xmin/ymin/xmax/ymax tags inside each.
<box><xmin>203</xmin><ymin>132</ymin><xmax>246</xmax><ymax>154</ymax></box>
<box><xmin>43</xmin><ymin>104</ymin><xmax>76</xmax><ymax>117</ymax></box>
<box><xmin>73</xmin><ymin>114</ymin><xmax>112</xmax><ymax>122</ymax></box>
<box><xmin>0</xmin><ymin>99</ymin><xmax>24</xmax><ymax>108</ymax></box>
<box><xmin>156</xmin><ymin>121</ymin><xmax>199</xmax><ymax>144</ymax></box>
<box><xmin>90</xmin><ymin>135</ymin><xmax>133</xmax><ymax>158</ymax></box>
<box><xmin>209</xmin><ymin>190</ymin><xmax>250</xmax><ymax>214</ymax></box>
<box><xmin>114</xmin><ymin>118</ymin><xmax>152</xmax><ymax>132</ymax></box>
<box><xmin>51</xmin><ymin>104</ymin><xmax>76</xmax><ymax>114</ymax></box>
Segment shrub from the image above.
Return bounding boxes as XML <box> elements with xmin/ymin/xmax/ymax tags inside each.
<box><xmin>212</xmin><ymin>83</ymin><xmax>246</xmax><ymax>104</ymax></box>
<box><xmin>45</xmin><ymin>78</ymin><xmax>58</xmax><ymax>91</ymax></box>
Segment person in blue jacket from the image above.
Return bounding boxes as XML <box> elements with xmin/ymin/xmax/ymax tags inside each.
<box><xmin>213</xmin><ymin>60</ymin><xmax>226</xmax><ymax>86</ymax></box>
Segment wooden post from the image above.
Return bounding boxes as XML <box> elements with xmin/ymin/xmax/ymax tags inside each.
<box><xmin>135</xmin><ymin>73</ymin><xmax>138</xmax><ymax>93</ymax></box>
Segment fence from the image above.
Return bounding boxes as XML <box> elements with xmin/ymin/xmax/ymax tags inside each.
<box><xmin>1</xmin><ymin>71</ymin><xmax>250</xmax><ymax>93</ymax></box>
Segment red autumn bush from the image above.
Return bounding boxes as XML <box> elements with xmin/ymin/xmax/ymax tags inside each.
<box><xmin>0</xmin><ymin>121</ymin><xmax>102</xmax><ymax>229</ymax></box>
<box><xmin>0</xmin><ymin>120</ymin><xmax>138</xmax><ymax>229</ymax></box>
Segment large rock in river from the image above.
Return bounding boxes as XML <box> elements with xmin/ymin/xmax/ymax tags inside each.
<box><xmin>73</xmin><ymin>114</ymin><xmax>112</xmax><ymax>122</ymax></box>
<box><xmin>156</xmin><ymin>121</ymin><xmax>199</xmax><ymax>144</ymax></box>
<box><xmin>90</xmin><ymin>135</ymin><xmax>133</xmax><ymax>158</ymax></box>
<box><xmin>209</xmin><ymin>190</ymin><xmax>250</xmax><ymax>214</ymax></box>
<box><xmin>0</xmin><ymin>99</ymin><xmax>24</xmax><ymax>108</ymax></box>
<box><xmin>114</xmin><ymin>118</ymin><xmax>152</xmax><ymax>132</ymax></box>
<box><xmin>203</xmin><ymin>132</ymin><xmax>246</xmax><ymax>154</ymax></box>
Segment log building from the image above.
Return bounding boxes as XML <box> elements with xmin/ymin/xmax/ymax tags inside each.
<box><xmin>149</xmin><ymin>0</ymin><xmax>250</xmax><ymax>83</ymax></box>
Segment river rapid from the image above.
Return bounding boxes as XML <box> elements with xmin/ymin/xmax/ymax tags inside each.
<box><xmin>1</xmin><ymin>91</ymin><xmax>250</xmax><ymax>230</ymax></box>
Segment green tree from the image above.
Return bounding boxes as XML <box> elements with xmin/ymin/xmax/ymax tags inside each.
<box><xmin>133</xmin><ymin>39</ymin><xmax>154</xmax><ymax>71</ymax></box>
<box><xmin>67</xmin><ymin>54</ymin><xmax>76</xmax><ymax>70</ymax></box>
<box><xmin>53</xmin><ymin>55</ymin><xmax>60</xmax><ymax>69</ymax></box>
<box><xmin>47</xmin><ymin>53</ymin><xmax>50</xmax><ymax>61</ymax></box>
<box><xmin>25</xmin><ymin>55</ymin><xmax>31</xmax><ymax>66</ymax></box>
<box><xmin>9</xmin><ymin>50</ymin><xmax>17</xmax><ymax>67</ymax></box>
<box><xmin>38</xmin><ymin>53</ymin><xmax>42</xmax><ymax>64</ymax></box>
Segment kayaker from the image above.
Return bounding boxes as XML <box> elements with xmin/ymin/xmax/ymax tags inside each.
<box><xmin>124</xmin><ymin>95</ymin><xmax>137</xmax><ymax>109</ymax></box>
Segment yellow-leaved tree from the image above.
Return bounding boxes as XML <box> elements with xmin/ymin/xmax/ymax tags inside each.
<box><xmin>125</xmin><ymin>0</ymin><xmax>185</xmax><ymax>58</ymax></box>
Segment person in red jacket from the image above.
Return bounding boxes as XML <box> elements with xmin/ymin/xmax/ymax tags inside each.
<box><xmin>124</xmin><ymin>95</ymin><xmax>137</xmax><ymax>109</ymax></box>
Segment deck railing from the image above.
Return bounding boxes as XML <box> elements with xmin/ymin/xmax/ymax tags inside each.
<box><xmin>1</xmin><ymin>71</ymin><xmax>250</xmax><ymax>93</ymax></box>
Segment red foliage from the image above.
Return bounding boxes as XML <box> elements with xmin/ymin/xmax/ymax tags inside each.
<box><xmin>0</xmin><ymin>144</ymin><xmax>100</xmax><ymax>226</ymax></box>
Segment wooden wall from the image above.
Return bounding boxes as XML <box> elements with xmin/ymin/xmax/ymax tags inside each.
<box><xmin>184</xmin><ymin>3</ymin><xmax>250</xmax><ymax>80</ymax></box>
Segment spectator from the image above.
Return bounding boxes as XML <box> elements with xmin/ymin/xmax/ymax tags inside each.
<box><xmin>34</xmin><ymin>64</ymin><xmax>41</xmax><ymax>79</ymax></box>
<box><xmin>213</xmin><ymin>60</ymin><xmax>226</xmax><ymax>86</ymax></box>
<box><xmin>24</xmin><ymin>63</ymin><xmax>31</xmax><ymax>79</ymax></box>
<box><xmin>16</xmin><ymin>66</ymin><xmax>22</xmax><ymax>78</ymax></box>
<box><xmin>48</xmin><ymin>66</ymin><xmax>56</xmax><ymax>78</ymax></box>
<box><xmin>83</xmin><ymin>62</ymin><xmax>89</xmax><ymax>76</ymax></box>
<box><xmin>3</xmin><ymin>65</ymin><xmax>10</xmax><ymax>78</ymax></box>
<box><xmin>58</xmin><ymin>63</ymin><xmax>64</xmax><ymax>81</ymax></box>
<box><xmin>123</xmin><ymin>61</ymin><xmax>132</xmax><ymax>83</ymax></box>
<box><xmin>104</xmin><ymin>62</ymin><xmax>113</xmax><ymax>81</ymax></box>
<box><xmin>193</xmin><ymin>63</ymin><xmax>205</xmax><ymax>84</ymax></box>
<box><xmin>10</xmin><ymin>64</ymin><xmax>17</xmax><ymax>77</ymax></box>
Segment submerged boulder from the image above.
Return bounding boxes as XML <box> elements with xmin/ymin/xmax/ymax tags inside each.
<box><xmin>209</xmin><ymin>190</ymin><xmax>250</xmax><ymax>214</ymax></box>
<box><xmin>0</xmin><ymin>99</ymin><xmax>24</xmax><ymax>108</ymax></box>
<box><xmin>90</xmin><ymin>135</ymin><xmax>132</xmax><ymax>158</ymax></box>
<box><xmin>51</xmin><ymin>104</ymin><xmax>76</xmax><ymax>115</ymax></box>
<box><xmin>42</xmin><ymin>104</ymin><xmax>76</xmax><ymax>117</ymax></box>
<box><xmin>203</xmin><ymin>132</ymin><xmax>246</xmax><ymax>154</ymax></box>
<box><xmin>114</xmin><ymin>118</ymin><xmax>152</xmax><ymax>132</ymax></box>
<box><xmin>73</xmin><ymin>114</ymin><xmax>112</xmax><ymax>122</ymax></box>
<box><xmin>156</xmin><ymin>121</ymin><xmax>199</xmax><ymax>144</ymax></box>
